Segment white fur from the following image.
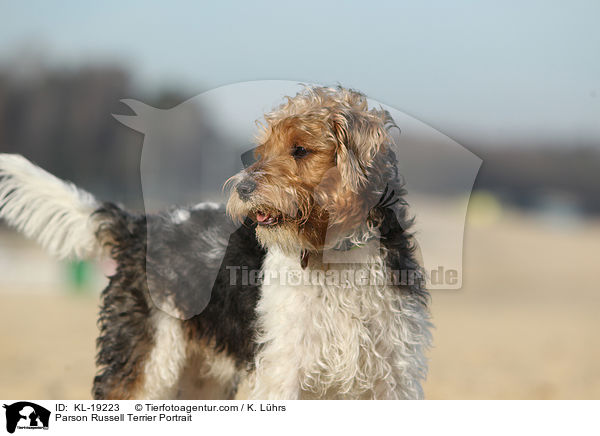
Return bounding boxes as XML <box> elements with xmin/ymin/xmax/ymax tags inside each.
<box><xmin>137</xmin><ymin>308</ymin><xmax>187</xmax><ymax>399</ymax></box>
<box><xmin>250</xmin><ymin>243</ymin><xmax>431</xmax><ymax>400</ymax></box>
<box><xmin>192</xmin><ymin>201</ymin><xmax>220</xmax><ymax>210</ymax></box>
<box><xmin>205</xmin><ymin>349</ymin><xmax>239</xmax><ymax>387</ymax></box>
<box><xmin>170</xmin><ymin>208</ymin><xmax>190</xmax><ymax>224</ymax></box>
<box><xmin>0</xmin><ymin>154</ymin><xmax>102</xmax><ymax>259</ymax></box>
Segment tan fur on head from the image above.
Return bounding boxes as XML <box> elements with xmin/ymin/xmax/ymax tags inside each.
<box><xmin>226</xmin><ymin>85</ymin><xmax>396</xmax><ymax>253</ymax></box>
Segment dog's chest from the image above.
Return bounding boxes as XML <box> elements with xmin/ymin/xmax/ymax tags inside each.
<box><xmin>257</xmin><ymin>250</ymin><xmax>329</xmax><ymax>347</ymax></box>
<box><xmin>254</xmin><ymin>246</ymin><xmax>398</xmax><ymax>397</ymax></box>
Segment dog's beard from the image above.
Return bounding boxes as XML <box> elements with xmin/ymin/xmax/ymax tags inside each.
<box><xmin>227</xmin><ymin>190</ymin><xmax>329</xmax><ymax>255</ymax></box>
<box><xmin>255</xmin><ymin>207</ymin><xmax>329</xmax><ymax>255</ymax></box>
<box><xmin>255</xmin><ymin>224</ymin><xmax>302</xmax><ymax>255</ymax></box>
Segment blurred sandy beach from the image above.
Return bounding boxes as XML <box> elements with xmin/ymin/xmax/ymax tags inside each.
<box><xmin>1</xmin><ymin>204</ymin><xmax>598</xmax><ymax>400</ymax></box>
<box><xmin>426</xmin><ymin>209</ymin><xmax>600</xmax><ymax>399</ymax></box>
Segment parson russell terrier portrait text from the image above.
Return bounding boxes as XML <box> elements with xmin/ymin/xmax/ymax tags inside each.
<box><xmin>0</xmin><ymin>86</ymin><xmax>431</xmax><ymax>399</ymax></box>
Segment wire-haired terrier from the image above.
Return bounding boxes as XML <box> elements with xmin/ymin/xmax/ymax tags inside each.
<box><xmin>0</xmin><ymin>86</ymin><xmax>431</xmax><ymax>400</ymax></box>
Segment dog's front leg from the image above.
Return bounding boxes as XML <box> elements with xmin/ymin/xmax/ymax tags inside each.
<box><xmin>247</xmin><ymin>346</ymin><xmax>302</xmax><ymax>400</ymax></box>
<box><xmin>248</xmin><ymin>371</ymin><xmax>301</xmax><ymax>400</ymax></box>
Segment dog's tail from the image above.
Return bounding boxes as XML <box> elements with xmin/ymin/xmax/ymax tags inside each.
<box><xmin>0</xmin><ymin>154</ymin><xmax>105</xmax><ymax>259</ymax></box>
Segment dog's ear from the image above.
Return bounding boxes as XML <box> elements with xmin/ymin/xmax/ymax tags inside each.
<box><xmin>331</xmin><ymin>107</ymin><xmax>390</xmax><ymax>193</ymax></box>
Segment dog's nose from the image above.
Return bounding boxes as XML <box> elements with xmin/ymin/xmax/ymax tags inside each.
<box><xmin>236</xmin><ymin>178</ymin><xmax>256</xmax><ymax>200</ymax></box>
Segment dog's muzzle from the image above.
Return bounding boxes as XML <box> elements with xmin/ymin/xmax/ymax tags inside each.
<box><xmin>236</xmin><ymin>178</ymin><xmax>256</xmax><ymax>201</ymax></box>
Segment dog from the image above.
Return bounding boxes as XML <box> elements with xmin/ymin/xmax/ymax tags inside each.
<box><xmin>0</xmin><ymin>86</ymin><xmax>431</xmax><ymax>400</ymax></box>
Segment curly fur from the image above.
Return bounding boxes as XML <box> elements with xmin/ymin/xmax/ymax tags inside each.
<box><xmin>252</xmin><ymin>244</ymin><xmax>430</xmax><ymax>399</ymax></box>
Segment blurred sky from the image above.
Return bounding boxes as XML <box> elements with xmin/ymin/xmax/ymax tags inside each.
<box><xmin>1</xmin><ymin>0</ymin><xmax>599</xmax><ymax>147</ymax></box>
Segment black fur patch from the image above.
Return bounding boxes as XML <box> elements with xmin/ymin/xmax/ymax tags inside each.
<box><xmin>377</xmin><ymin>187</ymin><xmax>430</xmax><ymax>306</ymax></box>
<box><xmin>183</xmin><ymin>219</ymin><xmax>266</xmax><ymax>366</ymax></box>
<box><xmin>93</xmin><ymin>204</ymin><xmax>152</xmax><ymax>399</ymax></box>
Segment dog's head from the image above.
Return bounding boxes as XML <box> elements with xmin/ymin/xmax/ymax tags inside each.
<box><xmin>226</xmin><ymin>86</ymin><xmax>398</xmax><ymax>254</ymax></box>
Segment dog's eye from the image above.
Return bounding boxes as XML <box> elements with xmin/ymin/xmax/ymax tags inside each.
<box><xmin>292</xmin><ymin>144</ymin><xmax>308</xmax><ymax>159</ymax></box>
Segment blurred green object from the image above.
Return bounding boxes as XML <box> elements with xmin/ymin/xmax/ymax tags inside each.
<box><xmin>66</xmin><ymin>260</ymin><xmax>93</xmax><ymax>293</ymax></box>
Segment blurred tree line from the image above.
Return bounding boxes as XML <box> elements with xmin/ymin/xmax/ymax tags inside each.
<box><xmin>0</xmin><ymin>65</ymin><xmax>188</xmax><ymax>211</ymax></box>
<box><xmin>474</xmin><ymin>146</ymin><xmax>600</xmax><ymax>215</ymax></box>
<box><xmin>0</xmin><ymin>65</ymin><xmax>598</xmax><ymax>215</ymax></box>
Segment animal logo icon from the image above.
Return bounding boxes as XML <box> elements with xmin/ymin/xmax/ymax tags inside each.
<box><xmin>114</xmin><ymin>81</ymin><xmax>481</xmax><ymax>318</ymax></box>
<box><xmin>3</xmin><ymin>402</ymin><xmax>50</xmax><ymax>434</ymax></box>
